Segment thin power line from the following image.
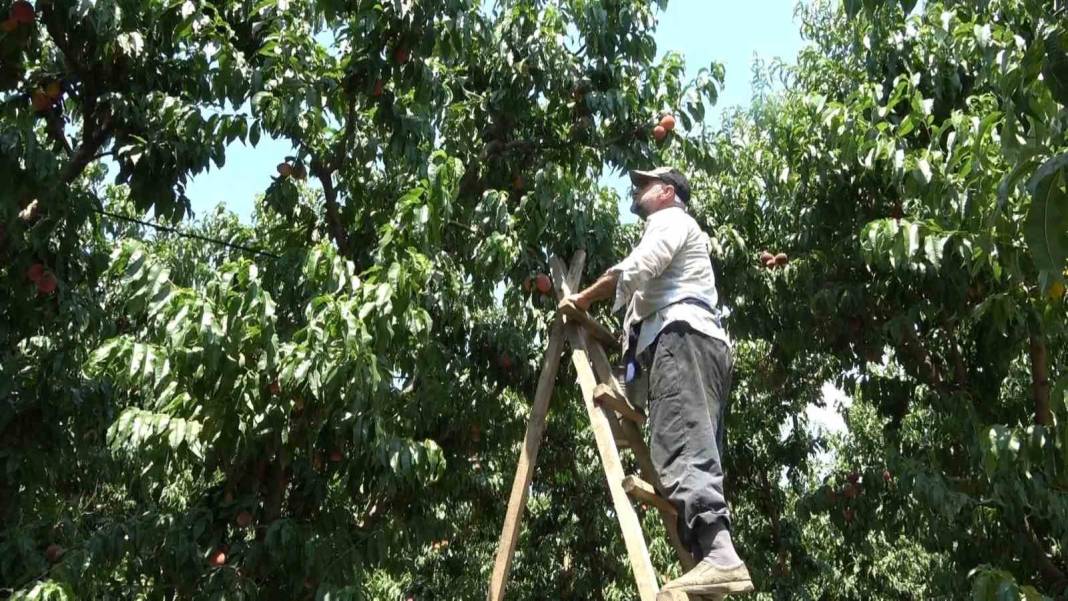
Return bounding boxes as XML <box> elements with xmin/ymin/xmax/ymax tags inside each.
<box><xmin>93</xmin><ymin>208</ymin><xmax>281</xmax><ymax>259</ymax></box>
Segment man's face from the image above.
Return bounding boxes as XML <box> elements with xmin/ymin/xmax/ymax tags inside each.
<box><xmin>629</xmin><ymin>179</ymin><xmax>668</xmax><ymax>219</ymax></box>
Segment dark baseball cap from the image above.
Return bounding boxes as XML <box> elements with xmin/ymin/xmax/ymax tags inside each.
<box><xmin>628</xmin><ymin>167</ymin><xmax>691</xmax><ymax>203</ymax></box>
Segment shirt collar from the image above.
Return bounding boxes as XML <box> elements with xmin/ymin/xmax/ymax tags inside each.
<box><xmin>646</xmin><ymin>205</ymin><xmax>685</xmax><ymax>224</ymax></box>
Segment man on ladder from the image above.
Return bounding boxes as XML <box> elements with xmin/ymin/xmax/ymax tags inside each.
<box><xmin>560</xmin><ymin>167</ymin><xmax>755</xmax><ymax>597</ymax></box>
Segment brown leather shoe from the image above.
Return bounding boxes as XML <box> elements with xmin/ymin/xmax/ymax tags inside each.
<box><xmin>660</xmin><ymin>560</ymin><xmax>754</xmax><ymax>595</ymax></box>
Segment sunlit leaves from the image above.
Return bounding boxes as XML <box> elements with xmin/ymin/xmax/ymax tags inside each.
<box><xmin>108</xmin><ymin>408</ymin><xmax>205</xmax><ymax>463</ymax></box>
<box><xmin>1025</xmin><ymin>154</ymin><xmax>1068</xmax><ymax>294</ymax></box>
<box><xmin>860</xmin><ymin>218</ymin><xmax>955</xmax><ymax>273</ymax></box>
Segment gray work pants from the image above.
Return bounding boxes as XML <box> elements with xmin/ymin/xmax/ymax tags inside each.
<box><xmin>646</xmin><ymin>321</ymin><xmax>733</xmax><ymax>561</ymax></box>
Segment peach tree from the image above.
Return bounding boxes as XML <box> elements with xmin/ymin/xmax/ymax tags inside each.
<box><xmin>0</xmin><ymin>0</ymin><xmax>723</xmax><ymax>598</ymax></box>
<box><xmin>675</xmin><ymin>0</ymin><xmax>1068</xmax><ymax>599</ymax></box>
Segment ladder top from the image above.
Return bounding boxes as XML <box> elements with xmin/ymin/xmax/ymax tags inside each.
<box><xmin>557</xmin><ymin>299</ymin><xmax>620</xmax><ymax>351</ymax></box>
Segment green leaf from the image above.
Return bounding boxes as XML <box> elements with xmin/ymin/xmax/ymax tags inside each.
<box><xmin>1024</xmin><ymin>153</ymin><xmax>1068</xmax><ymax>290</ymax></box>
<box><xmin>1043</xmin><ymin>25</ymin><xmax>1068</xmax><ymax>107</ymax></box>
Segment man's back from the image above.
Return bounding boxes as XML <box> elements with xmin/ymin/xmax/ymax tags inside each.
<box><xmin>613</xmin><ymin>206</ymin><xmax>729</xmax><ymax>357</ymax></box>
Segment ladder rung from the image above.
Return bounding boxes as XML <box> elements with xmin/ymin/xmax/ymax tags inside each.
<box><xmin>594</xmin><ymin>383</ymin><xmax>646</xmax><ymax>426</ymax></box>
<box><xmin>623</xmin><ymin>475</ymin><xmax>675</xmax><ymax>516</ymax></box>
<box><xmin>656</xmin><ymin>590</ymin><xmax>719</xmax><ymax>600</ymax></box>
<box><xmin>557</xmin><ymin>299</ymin><xmax>620</xmax><ymax>351</ymax></box>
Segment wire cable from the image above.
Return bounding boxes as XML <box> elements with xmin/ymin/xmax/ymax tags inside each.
<box><xmin>93</xmin><ymin>208</ymin><xmax>281</xmax><ymax>259</ymax></box>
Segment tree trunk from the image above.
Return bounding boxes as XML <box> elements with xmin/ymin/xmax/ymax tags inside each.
<box><xmin>1029</xmin><ymin>333</ymin><xmax>1051</xmax><ymax>427</ymax></box>
<box><xmin>311</xmin><ymin>160</ymin><xmax>350</xmax><ymax>255</ymax></box>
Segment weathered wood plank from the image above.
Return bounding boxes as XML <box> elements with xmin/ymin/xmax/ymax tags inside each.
<box><xmin>587</xmin><ymin>341</ymin><xmax>697</xmax><ymax>571</ymax></box>
<box><xmin>656</xmin><ymin>590</ymin><xmax>724</xmax><ymax>601</ymax></box>
<box><xmin>557</xmin><ymin>298</ymin><xmax>620</xmax><ymax>351</ymax></box>
<box><xmin>566</xmin><ymin>249</ymin><xmax>587</xmax><ymax>288</ymax></box>
<box><xmin>624</xmin><ymin>475</ymin><xmax>677</xmax><ymax>516</ymax></box>
<box><xmin>486</xmin><ymin>254</ymin><xmax>585</xmax><ymax>601</ymax></box>
<box><xmin>555</xmin><ymin>268</ymin><xmax>659</xmax><ymax>601</ymax></box>
<box><xmin>594</xmin><ymin>382</ymin><xmax>647</xmax><ymax>426</ymax></box>
<box><xmin>566</xmin><ymin>329</ymin><xmax>660</xmax><ymax>601</ymax></box>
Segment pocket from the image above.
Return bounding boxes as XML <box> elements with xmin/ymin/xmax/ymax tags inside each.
<box><xmin>649</xmin><ymin>332</ymin><xmax>682</xmax><ymax>400</ymax></box>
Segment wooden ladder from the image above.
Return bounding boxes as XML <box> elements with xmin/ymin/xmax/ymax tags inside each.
<box><xmin>487</xmin><ymin>252</ymin><xmax>710</xmax><ymax>601</ymax></box>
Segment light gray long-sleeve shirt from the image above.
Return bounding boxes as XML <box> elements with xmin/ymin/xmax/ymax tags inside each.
<box><xmin>609</xmin><ymin>206</ymin><xmax>730</xmax><ymax>360</ymax></box>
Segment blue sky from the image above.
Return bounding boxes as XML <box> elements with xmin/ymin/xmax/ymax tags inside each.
<box><xmin>178</xmin><ymin>0</ymin><xmax>806</xmax><ymax>223</ymax></box>
<box><xmin>654</xmin><ymin>0</ymin><xmax>805</xmax><ymax>121</ymax></box>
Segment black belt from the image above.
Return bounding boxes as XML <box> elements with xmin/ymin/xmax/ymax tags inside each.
<box><xmin>623</xmin><ymin>297</ymin><xmax>721</xmax><ymax>382</ymax></box>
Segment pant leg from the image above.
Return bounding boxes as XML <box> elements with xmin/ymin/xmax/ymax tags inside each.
<box><xmin>646</xmin><ymin>322</ymin><xmax>734</xmax><ymax>561</ymax></box>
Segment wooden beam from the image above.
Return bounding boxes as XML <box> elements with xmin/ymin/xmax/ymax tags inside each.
<box><xmin>557</xmin><ymin>298</ymin><xmax>620</xmax><ymax>351</ymax></box>
<box><xmin>486</xmin><ymin>317</ymin><xmax>567</xmax><ymax>601</ymax></box>
<box><xmin>566</xmin><ymin>249</ymin><xmax>587</xmax><ymax>288</ymax></box>
<box><xmin>556</xmin><ymin>270</ymin><xmax>660</xmax><ymax>601</ymax></box>
<box><xmin>594</xmin><ymin>383</ymin><xmax>647</xmax><ymax>426</ymax></box>
<box><xmin>656</xmin><ymin>591</ymin><xmax>724</xmax><ymax>601</ymax></box>
<box><xmin>607</xmin><ymin>412</ymin><xmax>630</xmax><ymax>448</ymax></box>
<box><xmin>566</xmin><ymin>329</ymin><xmax>660</xmax><ymax>601</ymax></box>
<box><xmin>624</xmin><ymin>475</ymin><xmax>676</xmax><ymax>516</ymax></box>
<box><xmin>587</xmin><ymin>341</ymin><xmax>697</xmax><ymax>571</ymax></box>
<box><xmin>486</xmin><ymin>253</ymin><xmax>586</xmax><ymax>601</ymax></box>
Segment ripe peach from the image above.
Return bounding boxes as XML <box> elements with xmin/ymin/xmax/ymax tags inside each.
<box><xmin>31</xmin><ymin>89</ymin><xmax>51</xmax><ymax>112</ymax></box>
<box><xmin>26</xmin><ymin>262</ymin><xmax>45</xmax><ymax>282</ymax></box>
<box><xmin>45</xmin><ymin>544</ymin><xmax>64</xmax><ymax>563</ymax></box>
<box><xmin>497</xmin><ymin>353</ymin><xmax>513</xmax><ymax>370</ymax></box>
<box><xmin>534</xmin><ymin>273</ymin><xmax>552</xmax><ymax>295</ymax></box>
<box><xmin>10</xmin><ymin>1</ymin><xmax>33</xmax><ymax>24</ymax></box>
<box><xmin>36</xmin><ymin>271</ymin><xmax>57</xmax><ymax>295</ymax></box>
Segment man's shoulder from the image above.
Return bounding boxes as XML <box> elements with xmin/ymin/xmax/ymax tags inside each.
<box><xmin>655</xmin><ymin>208</ymin><xmax>705</xmax><ymax>241</ymax></box>
<box><xmin>648</xmin><ymin>206</ymin><xmax>698</xmax><ymax>228</ymax></box>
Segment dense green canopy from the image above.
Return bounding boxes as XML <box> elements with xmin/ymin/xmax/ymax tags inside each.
<box><xmin>1</xmin><ymin>0</ymin><xmax>1065</xmax><ymax>599</ymax></box>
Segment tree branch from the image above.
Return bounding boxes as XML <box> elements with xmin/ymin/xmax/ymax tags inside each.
<box><xmin>757</xmin><ymin>468</ymin><xmax>787</xmax><ymax>576</ymax></box>
<box><xmin>1023</xmin><ymin>514</ymin><xmax>1068</xmax><ymax>594</ymax></box>
<box><xmin>897</xmin><ymin>322</ymin><xmax>949</xmax><ymax>394</ymax></box>
<box><xmin>40</xmin><ymin>2</ymin><xmax>92</xmax><ymax>83</ymax></box>
<box><xmin>262</xmin><ymin>447</ymin><xmax>290</xmax><ymax>523</ymax></box>
<box><xmin>331</xmin><ymin>92</ymin><xmax>359</xmax><ymax>172</ymax></box>
<box><xmin>44</xmin><ymin>110</ymin><xmax>73</xmax><ymax>155</ymax></box>
<box><xmin>59</xmin><ymin>113</ymin><xmax>112</xmax><ymax>184</ymax></box>
<box><xmin>310</xmin><ymin>157</ymin><xmax>350</xmax><ymax>255</ymax></box>
<box><xmin>1029</xmin><ymin>333</ymin><xmax>1052</xmax><ymax>427</ymax></box>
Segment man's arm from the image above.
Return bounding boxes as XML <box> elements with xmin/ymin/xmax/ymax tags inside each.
<box><xmin>561</xmin><ymin>217</ymin><xmax>686</xmax><ymax>313</ymax></box>
<box><xmin>561</xmin><ymin>270</ymin><xmax>618</xmax><ymax>311</ymax></box>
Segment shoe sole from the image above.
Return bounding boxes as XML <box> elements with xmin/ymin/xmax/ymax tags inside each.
<box><xmin>664</xmin><ymin>579</ymin><xmax>755</xmax><ymax>596</ymax></box>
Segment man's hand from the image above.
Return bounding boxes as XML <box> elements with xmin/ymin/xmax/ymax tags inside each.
<box><xmin>557</xmin><ymin>271</ymin><xmax>618</xmax><ymax>314</ymax></box>
<box><xmin>558</xmin><ymin>293</ymin><xmax>591</xmax><ymax>312</ymax></box>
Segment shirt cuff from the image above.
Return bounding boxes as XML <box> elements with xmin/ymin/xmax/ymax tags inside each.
<box><xmin>608</xmin><ymin>264</ymin><xmax>630</xmax><ymax>313</ymax></box>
